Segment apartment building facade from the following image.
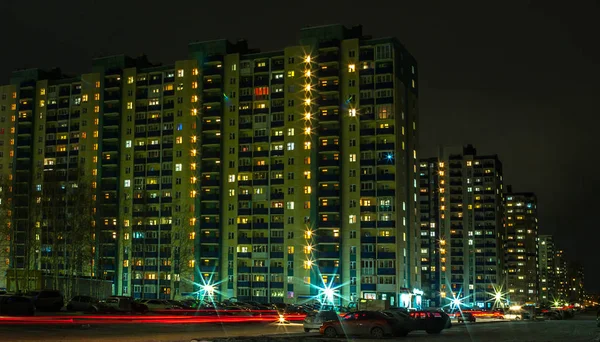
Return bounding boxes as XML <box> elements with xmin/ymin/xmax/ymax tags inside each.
<box><xmin>419</xmin><ymin>145</ymin><xmax>504</xmax><ymax>308</ymax></box>
<box><xmin>538</xmin><ymin>234</ymin><xmax>556</xmax><ymax>304</ymax></box>
<box><xmin>0</xmin><ymin>25</ymin><xmax>421</xmax><ymax>304</ymax></box>
<box><xmin>504</xmin><ymin>190</ymin><xmax>539</xmax><ymax>304</ymax></box>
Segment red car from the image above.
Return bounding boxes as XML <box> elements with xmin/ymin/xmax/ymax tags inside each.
<box><xmin>320</xmin><ymin>311</ymin><xmax>398</xmax><ymax>338</ymax></box>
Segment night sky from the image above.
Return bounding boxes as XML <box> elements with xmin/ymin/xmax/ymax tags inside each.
<box><xmin>1</xmin><ymin>1</ymin><xmax>598</xmax><ymax>291</ymax></box>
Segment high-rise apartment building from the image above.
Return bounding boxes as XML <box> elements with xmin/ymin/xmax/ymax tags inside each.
<box><xmin>566</xmin><ymin>261</ymin><xmax>585</xmax><ymax>304</ymax></box>
<box><xmin>554</xmin><ymin>249</ymin><xmax>568</xmax><ymax>301</ymax></box>
<box><xmin>538</xmin><ymin>234</ymin><xmax>556</xmax><ymax>304</ymax></box>
<box><xmin>419</xmin><ymin>145</ymin><xmax>504</xmax><ymax>308</ymax></box>
<box><xmin>504</xmin><ymin>189</ymin><xmax>538</xmax><ymax>304</ymax></box>
<box><xmin>0</xmin><ymin>25</ymin><xmax>421</xmax><ymax>304</ymax></box>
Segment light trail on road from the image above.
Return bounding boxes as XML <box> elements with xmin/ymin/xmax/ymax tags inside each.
<box><xmin>0</xmin><ymin>312</ymin><xmax>307</xmax><ymax>325</ymax></box>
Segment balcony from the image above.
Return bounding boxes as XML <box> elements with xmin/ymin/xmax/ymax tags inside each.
<box><xmin>318</xmin><ymin>174</ymin><xmax>340</xmax><ymax>182</ymax></box>
<box><xmin>318</xmin><ymin>68</ymin><xmax>339</xmax><ymax>78</ymax></box>
<box><xmin>319</xmin><ymin>53</ymin><xmax>339</xmax><ymax>63</ymax></box>
<box><xmin>377</xmin><ymin>220</ymin><xmax>396</xmax><ymax>228</ymax></box>
<box><xmin>318</xmin><ymin>189</ymin><xmax>340</xmax><ymax>197</ymax></box>
<box><xmin>377</xmin><ymin>268</ymin><xmax>396</xmax><ymax>275</ymax></box>
<box><xmin>318</xmin><ymin>98</ymin><xmax>339</xmax><ymax>107</ymax></box>
<box><xmin>317</xmin><ymin>236</ymin><xmax>340</xmax><ymax>244</ymax></box>
<box><xmin>318</xmin><ymin>84</ymin><xmax>340</xmax><ymax>92</ymax></box>
<box><xmin>318</xmin><ymin>205</ymin><xmax>340</xmax><ymax>213</ymax></box>
<box><xmin>377</xmin><ymin>252</ymin><xmax>396</xmax><ymax>259</ymax></box>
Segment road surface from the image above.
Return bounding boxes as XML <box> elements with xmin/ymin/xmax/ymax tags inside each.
<box><xmin>0</xmin><ymin>315</ymin><xmax>598</xmax><ymax>341</ymax></box>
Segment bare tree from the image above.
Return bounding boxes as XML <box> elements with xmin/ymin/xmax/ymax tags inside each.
<box><xmin>0</xmin><ymin>177</ymin><xmax>13</xmax><ymax>290</ymax></box>
<box><xmin>64</xmin><ymin>178</ymin><xmax>96</xmax><ymax>298</ymax></box>
<box><xmin>131</xmin><ymin>188</ymin><xmax>152</xmax><ymax>299</ymax></box>
<box><xmin>175</xmin><ymin>216</ymin><xmax>195</xmax><ymax>297</ymax></box>
<box><xmin>38</xmin><ymin>171</ymin><xmax>65</xmax><ymax>291</ymax></box>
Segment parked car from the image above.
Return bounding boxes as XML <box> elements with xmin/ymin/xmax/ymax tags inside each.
<box><xmin>408</xmin><ymin>310</ymin><xmax>449</xmax><ymax>334</ymax></box>
<box><xmin>24</xmin><ymin>290</ymin><xmax>63</xmax><ymax>312</ymax></box>
<box><xmin>103</xmin><ymin>296</ymin><xmax>148</xmax><ymax>314</ymax></box>
<box><xmin>0</xmin><ymin>295</ymin><xmax>35</xmax><ymax>316</ymax></box>
<box><xmin>303</xmin><ymin>310</ymin><xmax>340</xmax><ymax>332</ymax></box>
<box><xmin>457</xmin><ymin>312</ymin><xmax>476</xmax><ymax>323</ymax></box>
<box><xmin>505</xmin><ymin>309</ymin><xmax>525</xmax><ymax>320</ymax></box>
<box><xmin>320</xmin><ymin>311</ymin><xmax>399</xmax><ymax>338</ymax></box>
<box><xmin>66</xmin><ymin>295</ymin><xmax>106</xmax><ymax>313</ymax></box>
<box><xmin>382</xmin><ymin>310</ymin><xmax>415</xmax><ymax>336</ymax></box>
<box><xmin>139</xmin><ymin>299</ymin><xmax>182</xmax><ymax>311</ymax></box>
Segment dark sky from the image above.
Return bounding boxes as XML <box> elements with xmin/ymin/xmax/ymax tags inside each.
<box><xmin>1</xmin><ymin>1</ymin><xmax>598</xmax><ymax>291</ymax></box>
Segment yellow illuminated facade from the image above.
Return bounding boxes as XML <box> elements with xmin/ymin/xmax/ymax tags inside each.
<box><xmin>1</xmin><ymin>25</ymin><xmax>420</xmax><ymax>303</ymax></box>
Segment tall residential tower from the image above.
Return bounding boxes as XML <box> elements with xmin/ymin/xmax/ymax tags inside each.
<box><xmin>419</xmin><ymin>145</ymin><xmax>504</xmax><ymax>308</ymax></box>
<box><xmin>0</xmin><ymin>25</ymin><xmax>421</xmax><ymax>305</ymax></box>
<box><xmin>538</xmin><ymin>234</ymin><xmax>556</xmax><ymax>304</ymax></box>
<box><xmin>504</xmin><ymin>189</ymin><xmax>539</xmax><ymax>304</ymax></box>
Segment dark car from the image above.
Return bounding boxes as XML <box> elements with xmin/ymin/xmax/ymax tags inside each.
<box><xmin>103</xmin><ymin>296</ymin><xmax>148</xmax><ymax>314</ymax></box>
<box><xmin>0</xmin><ymin>295</ymin><xmax>36</xmax><ymax>316</ymax></box>
<box><xmin>409</xmin><ymin>310</ymin><xmax>449</xmax><ymax>334</ymax></box>
<box><xmin>320</xmin><ymin>311</ymin><xmax>397</xmax><ymax>339</ymax></box>
<box><xmin>24</xmin><ymin>290</ymin><xmax>63</xmax><ymax>312</ymax></box>
<box><xmin>382</xmin><ymin>310</ymin><xmax>415</xmax><ymax>336</ymax></box>
<box><xmin>66</xmin><ymin>295</ymin><xmax>107</xmax><ymax>313</ymax></box>
<box><xmin>457</xmin><ymin>312</ymin><xmax>476</xmax><ymax>323</ymax></box>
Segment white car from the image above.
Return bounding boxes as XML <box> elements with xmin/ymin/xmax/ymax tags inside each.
<box><xmin>303</xmin><ymin>311</ymin><xmax>340</xmax><ymax>332</ymax></box>
<box><xmin>504</xmin><ymin>310</ymin><xmax>523</xmax><ymax>320</ymax></box>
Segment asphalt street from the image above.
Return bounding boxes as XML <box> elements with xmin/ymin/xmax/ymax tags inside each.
<box><xmin>0</xmin><ymin>315</ymin><xmax>598</xmax><ymax>342</ymax></box>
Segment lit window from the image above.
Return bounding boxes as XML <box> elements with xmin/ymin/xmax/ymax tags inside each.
<box><xmin>287</xmin><ymin>128</ymin><xmax>294</xmax><ymax>136</ymax></box>
<box><xmin>304</xmin><ymin>171</ymin><xmax>311</xmax><ymax>179</ymax></box>
<box><xmin>349</xmin><ymin>215</ymin><xmax>356</xmax><ymax>224</ymax></box>
<box><xmin>94</xmin><ymin>105</ymin><xmax>99</xmax><ymax>113</ymax></box>
<box><xmin>39</xmin><ymin>100</ymin><xmax>45</xmax><ymax>107</ymax></box>
<box><xmin>124</xmin><ymin>180</ymin><xmax>131</xmax><ymax>187</ymax></box>
<box><xmin>127</xmin><ymin>76</ymin><xmax>134</xmax><ymax>84</ymax></box>
<box><xmin>304</xmin><ymin>186</ymin><xmax>311</xmax><ymax>194</ymax></box>
<box><xmin>229</xmin><ymin>189</ymin><xmax>235</xmax><ymax>197</ymax></box>
<box><xmin>349</xmin><ymin>154</ymin><xmax>356</xmax><ymax>162</ymax></box>
<box><xmin>287</xmin><ymin>142</ymin><xmax>294</xmax><ymax>151</ymax></box>
<box><xmin>192</xmin><ymin>68</ymin><xmax>199</xmax><ymax>75</ymax></box>
<box><xmin>191</xmin><ymin>95</ymin><xmax>198</xmax><ymax>102</ymax></box>
<box><xmin>228</xmin><ymin>175</ymin><xmax>235</xmax><ymax>183</ymax></box>
<box><xmin>348</xmin><ymin>64</ymin><xmax>356</xmax><ymax>72</ymax></box>
<box><xmin>287</xmin><ymin>71</ymin><xmax>295</xmax><ymax>77</ymax></box>
<box><xmin>175</xmin><ymin>164</ymin><xmax>182</xmax><ymax>171</ymax></box>
<box><xmin>40</xmin><ymin>88</ymin><xmax>46</xmax><ymax>95</ymax></box>
<box><xmin>95</xmin><ymin>81</ymin><xmax>100</xmax><ymax>88</ymax></box>
<box><xmin>177</xmin><ymin>69</ymin><xmax>184</xmax><ymax>77</ymax></box>
<box><xmin>286</xmin><ymin>202</ymin><xmax>294</xmax><ymax>210</ymax></box>
<box><xmin>304</xmin><ymin>141</ymin><xmax>311</xmax><ymax>150</ymax></box>
<box><xmin>127</xmin><ymin>102</ymin><xmax>133</xmax><ymax>109</ymax></box>
<box><xmin>192</xmin><ymin>82</ymin><xmax>198</xmax><ymax>89</ymax></box>
<box><xmin>176</xmin><ymin>137</ymin><xmax>182</xmax><ymax>144</ymax></box>
<box><xmin>94</xmin><ymin>93</ymin><xmax>100</xmax><ymax>101</ymax></box>
<box><xmin>126</xmin><ymin>140</ymin><xmax>132</xmax><ymax>148</ymax></box>
<box><xmin>349</xmin><ymin>108</ymin><xmax>356</xmax><ymax>117</ymax></box>
<box><xmin>82</xmin><ymin>95</ymin><xmax>88</xmax><ymax>102</ymax></box>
